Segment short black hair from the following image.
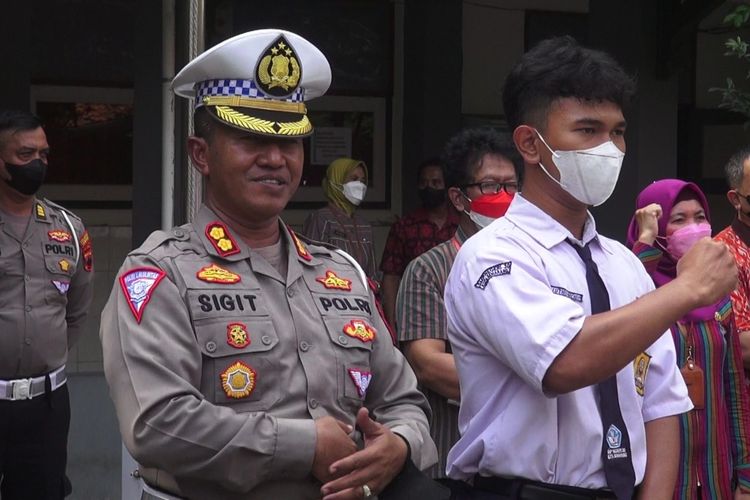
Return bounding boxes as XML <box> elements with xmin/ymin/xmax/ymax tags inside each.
<box><xmin>725</xmin><ymin>145</ymin><xmax>750</xmax><ymax>189</ymax></box>
<box><xmin>416</xmin><ymin>157</ymin><xmax>444</xmax><ymax>182</ymax></box>
<box><xmin>442</xmin><ymin>127</ymin><xmax>522</xmax><ymax>188</ymax></box>
<box><xmin>0</xmin><ymin>110</ymin><xmax>43</xmax><ymax>141</ymax></box>
<box><xmin>193</xmin><ymin>106</ymin><xmax>215</xmax><ymax>141</ymax></box>
<box><xmin>502</xmin><ymin>36</ymin><xmax>636</xmax><ymax>131</ymax></box>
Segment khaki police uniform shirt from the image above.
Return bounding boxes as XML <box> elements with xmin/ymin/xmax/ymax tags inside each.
<box><xmin>0</xmin><ymin>199</ymin><xmax>94</xmax><ymax>379</ymax></box>
<box><xmin>100</xmin><ymin>205</ymin><xmax>436</xmax><ymax>500</ymax></box>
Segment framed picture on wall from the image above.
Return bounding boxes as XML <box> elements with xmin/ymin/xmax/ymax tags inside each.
<box><xmin>290</xmin><ymin>95</ymin><xmax>389</xmax><ymax>209</ymax></box>
<box><xmin>30</xmin><ymin>85</ymin><xmax>133</xmax><ymax>208</ymax></box>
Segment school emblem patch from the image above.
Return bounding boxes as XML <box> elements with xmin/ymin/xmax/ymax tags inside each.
<box><xmin>119</xmin><ymin>267</ymin><xmax>167</xmax><ymax>323</ymax></box>
<box><xmin>316</xmin><ymin>270</ymin><xmax>352</xmax><ymax>291</ymax></box>
<box><xmin>35</xmin><ymin>203</ymin><xmax>46</xmax><ymax>220</ymax></box>
<box><xmin>226</xmin><ymin>322</ymin><xmax>250</xmax><ymax>349</ymax></box>
<box><xmin>48</xmin><ymin>230</ymin><xmax>71</xmax><ymax>243</ymax></box>
<box><xmin>348</xmin><ymin>368</ymin><xmax>372</xmax><ymax>398</ymax></box>
<box><xmin>80</xmin><ymin>230</ymin><xmax>93</xmax><ymax>272</ymax></box>
<box><xmin>342</xmin><ymin>319</ymin><xmax>376</xmax><ymax>343</ymax></box>
<box><xmin>633</xmin><ymin>352</ymin><xmax>652</xmax><ymax>397</ymax></box>
<box><xmin>197</xmin><ymin>264</ymin><xmax>241</xmax><ymax>284</ymax></box>
<box><xmin>289</xmin><ymin>228</ymin><xmax>312</xmax><ymax>261</ymax></box>
<box><xmin>59</xmin><ymin>259</ymin><xmax>71</xmax><ymax>272</ymax></box>
<box><xmin>220</xmin><ymin>361</ymin><xmax>257</xmax><ymax>399</ymax></box>
<box><xmin>474</xmin><ymin>261</ymin><xmax>512</xmax><ymax>290</ymax></box>
<box><xmin>51</xmin><ymin>280</ymin><xmax>70</xmax><ymax>295</ymax></box>
<box><xmin>205</xmin><ymin>222</ymin><xmax>240</xmax><ymax>257</ymax></box>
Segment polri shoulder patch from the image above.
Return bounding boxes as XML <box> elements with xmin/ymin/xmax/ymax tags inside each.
<box><xmin>205</xmin><ymin>221</ymin><xmax>240</xmax><ymax>257</ymax></box>
<box><xmin>474</xmin><ymin>261</ymin><xmax>512</xmax><ymax>290</ymax></box>
<box><xmin>80</xmin><ymin>230</ymin><xmax>93</xmax><ymax>272</ymax></box>
<box><xmin>197</xmin><ymin>264</ymin><xmax>241</xmax><ymax>284</ymax></box>
<box><xmin>316</xmin><ymin>270</ymin><xmax>352</xmax><ymax>291</ymax></box>
<box><xmin>348</xmin><ymin>368</ymin><xmax>372</xmax><ymax>399</ymax></box>
<box><xmin>342</xmin><ymin>319</ymin><xmax>376</xmax><ymax>342</ymax></box>
<box><xmin>119</xmin><ymin>267</ymin><xmax>166</xmax><ymax>323</ymax></box>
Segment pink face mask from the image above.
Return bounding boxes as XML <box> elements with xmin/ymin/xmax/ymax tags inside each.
<box><xmin>666</xmin><ymin>223</ymin><xmax>711</xmax><ymax>259</ymax></box>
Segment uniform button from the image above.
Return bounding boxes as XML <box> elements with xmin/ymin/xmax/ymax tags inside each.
<box><xmin>24</xmin><ymin>305</ymin><xmax>32</xmax><ymax>312</ymax></box>
<box><xmin>287</xmin><ymin>288</ymin><xmax>295</xmax><ymax>298</ymax></box>
<box><xmin>338</xmin><ymin>335</ymin><xmax>348</xmax><ymax>345</ymax></box>
<box><xmin>23</xmin><ymin>242</ymin><xmax>29</xmax><ymax>248</ymax></box>
<box><xmin>174</xmin><ymin>228</ymin><xmax>185</xmax><ymax>238</ymax></box>
<box><xmin>309</xmin><ymin>399</ymin><xmax>319</xmax><ymax>409</ymax></box>
<box><xmin>24</xmin><ymin>275</ymin><xmax>30</xmax><ymax>281</ymax></box>
<box><xmin>24</xmin><ymin>338</ymin><xmax>31</xmax><ymax>345</ymax></box>
<box><xmin>261</xmin><ymin>335</ymin><xmax>272</xmax><ymax>345</ymax></box>
<box><xmin>299</xmin><ymin>341</ymin><xmax>310</xmax><ymax>352</ymax></box>
<box><xmin>205</xmin><ymin>341</ymin><xmax>217</xmax><ymax>353</ymax></box>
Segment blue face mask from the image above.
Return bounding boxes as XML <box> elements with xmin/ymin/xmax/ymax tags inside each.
<box><xmin>4</xmin><ymin>159</ymin><xmax>47</xmax><ymax>195</ymax></box>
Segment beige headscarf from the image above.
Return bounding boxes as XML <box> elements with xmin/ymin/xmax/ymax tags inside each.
<box><xmin>322</xmin><ymin>158</ymin><xmax>368</xmax><ymax>215</ymax></box>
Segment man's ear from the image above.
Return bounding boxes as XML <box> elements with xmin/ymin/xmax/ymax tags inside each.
<box><xmin>187</xmin><ymin>136</ymin><xmax>210</xmax><ymax>176</ymax></box>
<box><xmin>448</xmin><ymin>186</ymin><xmax>467</xmax><ymax>213</ymax></box>
<box><xmin>513</xmin><ymin>125</ymin><xmax>541</xmax><ymax>166</ymax></box>
<box><xmin>727</xmin><ymin>190</ymin><xmax>742</xmax><ymax>211</ymax></box>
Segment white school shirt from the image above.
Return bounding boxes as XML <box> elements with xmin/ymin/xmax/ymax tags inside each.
<box><xmin>444</xmin><ymin>194</ymin><xmax>691</xmax><ymax>488</ymax></box>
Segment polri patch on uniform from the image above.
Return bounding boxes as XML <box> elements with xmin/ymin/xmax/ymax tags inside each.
<box><xmin>51</xmin><ymin>280</ymin><xmax>70</xmax><ymax>295</ymax></box>
<box><xmin>196</xmin><ymin>264</ymin><xmax>241</xmax><ymax>284</ymax></box>
<box><xmin>220</xmin><ymin>361</ymin><xmax>257</xmax><ymax>399</ymax></box>
<box><xmin>48</xmin><ymin>230</ymin><xmax>71</xmax><ymax>243</ymax></box>
<box><xmin>316</xmin><ymin>270</ymin><xmax>352</xmax><ymax>291</ymax></box>
<box><xmin>205</xmin><ymin>222</ymin><xmax>240</xmax><ymax>257</ymax></box>
<box><xmin>342</xmin><ymin>319</ymin><xmax>376</xmax><ymax>342</ymax></box>
<box><xmin>551</xmin><ymin>286</ymin><xmax>583</xmax><ymax>303</ymax></box>
<box><xmin>35</xmin><ymin>203</ymin><xmax>46</xmax><ymax>220</ymax></box>
<box><xmin>633</xmin><ymin>352</ymin><xmax>651</xmax><ymax>396</ymax></box>
<box><xmin>474</xmin><ymin>261</ymin><xmax>512</xmax><ymax>290</ymax></box>
<box><xmin>80</xmin><ymin>230</ymin><xmax>93</xmax><ymax>272</ymax></box>
<box><xmin>226</xmin><ymin>322</ymin><xmax>250</xmax><ymax>349</ymax></box>
<box><xmin>288</xmin><ymin>227</ymin><xmax>312</xmax><ymax>261</ymax></box>
<box><xmin>348</xmin><ymin>368</ymin><xmax>372</xmax><ymax>399</ymax></box>
<box><xmin>59</xmin><ymin>259</ymin><xmax>71</xmax><ymax>272</ymax></box>
<box><xmin>119</xmin><ymin>267</ymin><xmax>167</xmax><ymax>323</ymax></box>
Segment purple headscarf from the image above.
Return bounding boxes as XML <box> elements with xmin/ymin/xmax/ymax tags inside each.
<box><xmin>626</xmin><ymin>179</ymin><xmax>718</xmax><ymax>322</ymax></box>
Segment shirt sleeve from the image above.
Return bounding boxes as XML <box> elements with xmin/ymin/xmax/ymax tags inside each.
<box><xmin>100</xmin><ymin>253</ymin><xmax>316</xmax><ymax>493</ymax></box>
<box><xmin>723</xmin><ymin>316</ymin><xmax>750</xmax><ymax>490</ymax></box>
<box><xmin>380</xmin><ymin>219</ymin><xmax>406</xmax><ymax>276</ymax></box>
<box><xmin>396</xmin><ymin>256</ymin><xmax>447</xmax><ymax>343</ymax></box>
<box><xmin>65</xmin><ymin>219</ymin><xmax>94</xmax><ymax>348</ymax></box>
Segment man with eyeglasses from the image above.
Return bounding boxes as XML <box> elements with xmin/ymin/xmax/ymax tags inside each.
<box><xmin>395</xmin><ymin>127</ymin><xmax>521</xmax><ymax>495</ymax></box>
<box><xmin>716</xmin><ymin>145</ymin><xmax>750</xmax><ymax>377</ymax></box>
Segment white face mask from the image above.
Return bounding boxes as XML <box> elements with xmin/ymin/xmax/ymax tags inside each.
<box><xmin>536</xmin><ymin>131</ymin><xmax>625</xmax><ymax>206</ymax></box>
<box><xmin>341</xmin><ymin>180</ymin><xmax>367</xmax><ymax>205</ymax></box>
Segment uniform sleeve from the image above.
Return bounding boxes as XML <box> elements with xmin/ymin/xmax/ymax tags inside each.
<box><xmin>100</xmin><ymin>254</ymin><xmax>316</xmax><ymax>493</ymax></box>
<box><xmin>630</xmin><ymin>241</ymin><xmax>662</xmax><ymax>280</ymax></box>
<box><xmin>396</xmin><ymin>256</ymin><xmax>446</xmax><ymax>342</ymax></box>
<box><xmin>65</xmin><ymin>219</ymin><xmax>94</xmax><ymax>347</ymax></box>
<box><xmin>723</xmin><ymin>316</ymin><xmax>750</xmax><ymax>490</ymax></box>
<box><xmin>380</xmin><ymin>219</ymin><xmax>406</xmax><ymax>276</ymax></box>
<box><xmin>364</xmin><ymin>283</ymin><xmax>437</xmax><ymax>470</ymax></box>
<box><xmin>301</xmin><ymin>210</ymin><xmax>325</xmax><ymax>243</ymax></box>
<box><xmin>445</xmin><ymin>239</ymin><xmax>585</xmax><ymax>393</ymax></box>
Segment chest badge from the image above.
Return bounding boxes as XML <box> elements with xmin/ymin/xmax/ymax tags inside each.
<box><xmin>226</xmin><ymin>322</ymin><xmax>250</xmax><ymax>349</ymax></box>
<box><xmin>205</xmin><ymin>222</ymin><xmax>240</xmax><ymax>257</ymax></box>
<box><xmin>220</xmin><ymin>361</ymin><xmax>257</xmax><ymax>399</ymax></box>
<box><xmin>289</xmin><ymin>228</ymin><xmax>312</xmax><ymax>261</ymax></box>
<box><xmin>51</xmin><ymin>280</ymin><xmax>70</xmax><ymax>295</ymax></box>
<box><xmin>342</xmin><ymin>319</ymin><xmax>376</xmax><ymax>343</ymax></box>
<box><xmin>197</xmin><ymin>264</ymin><xmax>241</xmax><ymax>284</ymax></box>
<box><xmin>633</xmin><ymin>352</ymin><xmax>652</xmax><ymax>396</ymax></box>
<box><xmin>348</xmin><ymin>368</ymin><xmax>372</xmax><ymax>399</ymax></box>
<box><xmin>59</xmin><ymin>259</ymin><xmax>71</xmax><ymax>272</ymax></box>
<box><xmin>48</xmin><ymin>230</ymin><xmax>71</xmax><ymax>243</ymax></box>
<box><xmin>119</xmin><ymin>267</ymin><xmax>167</xmax><ymax>323</ymax></box>
<box><xmin>316</xmin><ymin>270</ymin><xmax>352</xmax><ymax>291</ymax></box>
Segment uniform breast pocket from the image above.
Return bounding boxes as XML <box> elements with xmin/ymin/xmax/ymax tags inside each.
<box><xmin>194</xmin><ymin>317</ymin><xmax>281</xmax><ymax>412</ymax></box>
<box><xmin>323</xmin><ymin>316</ymin><xmax>375</xmax><ymax>405</ymax></box>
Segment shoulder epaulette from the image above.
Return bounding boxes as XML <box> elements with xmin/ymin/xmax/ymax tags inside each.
<box><xmin>132</xmin><ymin>225</ymin><xmax>192</xmax><ymax>256</ymax></box>
<box><xmin>294</xmin><ymin>232</ymin><xmax>336</xmax><ymax>255</ymax></box>
<box><xmin>42</xmin><ymin>198</ymin><xmax>83</xmax><ymax>222</ymax></box>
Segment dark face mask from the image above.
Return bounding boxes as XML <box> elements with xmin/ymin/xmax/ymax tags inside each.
<box><xmin>418</xmin><ymin>187</ymin><xmax>447</xmax><ymax>209</ymax></box>
<box><xmin>4</xmin><ymin>159</ymin><xmax>47</xmax><ymax>195</ymax></box>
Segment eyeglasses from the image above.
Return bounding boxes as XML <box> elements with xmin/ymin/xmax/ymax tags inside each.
<box><xmin>460</xmin><ymin>181</ymin><xmax>518</xmax><ymax>195</ymax></box>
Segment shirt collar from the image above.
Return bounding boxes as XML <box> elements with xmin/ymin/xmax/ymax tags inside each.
<box><xmin>454</xmin><ymin>224</ymin><xmax>470</xmax><ymax>245</ymax></box>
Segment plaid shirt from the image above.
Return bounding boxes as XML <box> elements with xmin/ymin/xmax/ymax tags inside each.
<box><xmin>380</xmin><ymin>208</ymin><xmax>459</xmax><ymax>276</ymax></box>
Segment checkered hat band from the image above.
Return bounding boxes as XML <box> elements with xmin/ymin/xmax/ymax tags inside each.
<box><xmin>195</xmin><ymin>79</ymin><xmax>305</xmax><ymax>106</ymax></box>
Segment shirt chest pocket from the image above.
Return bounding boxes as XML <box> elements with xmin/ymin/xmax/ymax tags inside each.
<box><xmin>323</xmin><ymin>316</ymin><xmax>375</xmax><ymax>403</ymax></box>
<box><xmin>194</xmin><ymin>317</ymin><xmax>281</xmax><ymax>412</ymax></box>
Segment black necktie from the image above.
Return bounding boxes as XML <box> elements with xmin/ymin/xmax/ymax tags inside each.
<box><xmin>569</xmin><ymin>241</ymin><xmax>635</xmax><ymax>500</ymax></box>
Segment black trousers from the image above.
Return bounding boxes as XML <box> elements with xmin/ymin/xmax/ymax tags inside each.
<box><xmin>0</xmin><ymin>385</ymin><xmax>71</xmax><ymax>500</ymax></box>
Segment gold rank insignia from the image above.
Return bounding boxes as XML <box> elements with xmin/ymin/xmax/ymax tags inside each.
<box><xmin>197</xmin><ymin>264</ymin><xmax>241</xmax><ymax>284</ymax></box>
<box><xmin>59</xmin><ymin>259</ymin><xmax>71</xmax><ymax>272</ymax></box>
<box><xmin>633</xmin><ymin>352</ymin><xmax>652</xmax><ymax>396</ymax></box>
<box><xmin>226</xmin><ymin>322</ymin><xmax>251</xmax><ymax>349</ymax></box>
<box><xmin>288</xmin><ymin>227</ymin><xmax>312</xmax><ymax>261</ymax></box>
<box><xmin>256</xmin><ymin>35</ymin><xmax>302</xmax><ymax>98</ymax></box>
<box><xmin>205</xmin><ymin>222</ymin><xmax>240</xmax><ymax>257</ymax></box>
<box><xmin>35</xmin><ymin>203</ymin><xmax>46</xmax><ymax>220</ymax></box>
<box><xmin>342</xmin><ymin>319</ymin><xmax>376</xmax><ymax>343</ymax></box>
<box><xmin>48</xmin><ymin>230</ymin><xmax>72</xmax><ymax>243</ymax></box>
<box><xmin>316</xmin><ymin>270</ymin><xmax>352</xmax><ymax>291</ymax></box>
<box><xmin>220</xmin><ymin>361</ymin><xmax>257</xmax><ymax>399</ymax></box>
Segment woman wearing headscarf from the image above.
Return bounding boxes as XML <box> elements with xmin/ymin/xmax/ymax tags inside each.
<box><xmin>627</xmin><ymin>179</ymin><xmax>750</xmax><ymax>499</ymax></box>
<box><xmin>302</xmin><ymin>157</ymin><xmax>378</xmax><ymax>279</ymax></box>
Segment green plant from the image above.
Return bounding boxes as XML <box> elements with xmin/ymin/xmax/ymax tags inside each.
<box><xmin>709</xmin><ymin>3</ymin><xmax>750</xmax><ymax>120</ymax></box>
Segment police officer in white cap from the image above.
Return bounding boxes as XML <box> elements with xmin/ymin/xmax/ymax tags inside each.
<box><xmin>100</xmin><ymin>29</ymin><xmax>436</xmax><ymax>500</ymax></box>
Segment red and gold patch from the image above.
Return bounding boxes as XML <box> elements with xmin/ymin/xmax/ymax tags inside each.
<box><xmin>80</xmin><ymin>230</ymin><xmax>93</xmax><ymax>272</ymax></box>
<box><xmin>59</xmin><ymin>259</ymin><xmax>71</xmax><ymax>272</ymax></box>
<box><xmin>48</xmin><ymin>230</ymin><xmax>72</xmax><ymax>243</ymax></box>
<box><xmin>220</xmin><ymin>361</ymin><xmax>257</xmax><ymax>399</ymax></box>
<box><xmin>205</xmin><ymin>222</ymin><xmax>240</xmax><ymax>257</ymax></box>
<box><xmin>288</xmin><ymin>227</ymin><xmax>312</xmax><ymax>261</ymax></box>
<box><xmin>342</xmin><ymin>319</ymin><xmax>376</xmax><ymax>343</ymax></box>
<box><xmin>226</xmin><ymin>322</ymin><xmax>250</xmax><ymax>349</ymax></box>
<box><xmin>316</xmin><ymin>270</ymin><xmax>352</xmax><ymax>291</ymax></box>
<box><xmin>197</xmin><ymin>264</ymin><xmax>241</xmax><ymax>284</ymax></box>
